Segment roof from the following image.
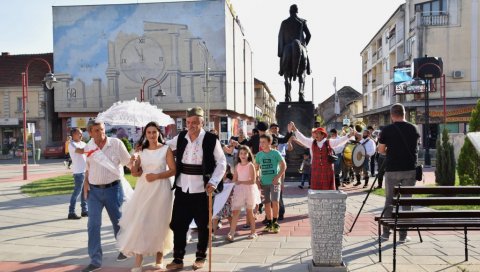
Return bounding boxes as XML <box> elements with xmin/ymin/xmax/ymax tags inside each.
<box><xmin>254</xmin><ymin>78</ymin><xmax>276</xmax><ymax>102</ymax></box>
<box><xmin>0</xmin><ymin>52</ymin><xmax>54</xmax><ymax>87</ymax></box>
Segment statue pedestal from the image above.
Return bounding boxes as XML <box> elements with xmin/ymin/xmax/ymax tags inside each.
<box><xmin>276</xmin><ymin>101</ymin><xmax>315</xmax><ymax>178</ymax></box>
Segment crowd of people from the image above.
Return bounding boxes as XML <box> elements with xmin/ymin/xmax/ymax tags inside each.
<box><xmin>65</xmin><ymin>103</ymin><xmax>419</xmax><ymax>272</ymax></box>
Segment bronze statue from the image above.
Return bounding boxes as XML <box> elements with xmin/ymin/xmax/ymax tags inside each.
<box><xmin>278</xmin><ymin>4</ymin><xmax>311</xmax><ymax>102</ymax></box>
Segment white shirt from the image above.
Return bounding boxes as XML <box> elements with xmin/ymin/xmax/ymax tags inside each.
<box><xmin>86</xmin><ymin>137</ymin><xmax>131</xmax><ymax>185</ymax></box>
<box><xmin>330</xmin><ymin>136</ymin><xmax>346</xmax><ymax>155</ymax></box>
<box><xmin>360</xmin><ymin>137</ymin><xmax>377</xmax><ymax>157</ymax></box>
<box><xmin>69</xmin><ymin>140</ymin><xmax>86</xmax><ymax>174</ymax></box>
<box><xmin>294</xmin><ymin>130</ymin><xmax>350</xmax><ymax>160</ymax></box>
<box><xmin>167</xmin><ymin>129</ymin><xmax>227</xmax><ymax>194</ymax></box>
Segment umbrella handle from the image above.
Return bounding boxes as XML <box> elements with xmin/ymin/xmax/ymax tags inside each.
<box><xmin>208</xmin><ymin>192</ymin><xmax>213</xmax><ymax>272</ymax></box>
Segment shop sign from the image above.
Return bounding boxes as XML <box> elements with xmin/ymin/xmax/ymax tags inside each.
<box><xmin>0</xmin><ymin>118</ymin><xmax>19</xmax><ymax>126</ymax></box>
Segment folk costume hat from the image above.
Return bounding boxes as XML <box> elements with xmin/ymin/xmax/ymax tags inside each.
<box><xmin>312</xmin><ymin>127</ymin><xmax>328</xmax><ymax>137</ymax></box>
<box><xmin>187</xmin><ymin>106</ymin><xmax>204</xmax><ymax>117</ymax></box>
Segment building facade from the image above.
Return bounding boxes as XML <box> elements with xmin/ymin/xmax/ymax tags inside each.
<box><xmin>0</xmin><ymin>52</ymin><xmax>60</xmax><ymax>155</ymax></box>
<box><xmin>52</xmin><ymin>0</ymin><xmax>254</xmax><ymax>142</ymax></box>
<box><xmin>360</xmin><ymin>0</ymin><xmax>480</xmax><ymax>147</ymax></box>
<box><xmin>317</xmin><ymin>86</ymin><xmax>362</xmax><ymax>130</ymax></box>
<box><xmin>254</xmin><ymin>78</ymin><xmax>277</xmax><ymax>124</ymax></box>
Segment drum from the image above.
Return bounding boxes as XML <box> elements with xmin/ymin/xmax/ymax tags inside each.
<box><xmin>352</xmin><ymin>144</ymin><xmax>366</xmax><ymax>168</ymax></box>
<box><xmin>342</xmin><ymin>142</ymin><xmax>356</xmax><ymax>167</ymax></box>
<box><xmin>342</xmin><ymin>143</ymin><xmax>366</xmax><ymax>168</ymax></box>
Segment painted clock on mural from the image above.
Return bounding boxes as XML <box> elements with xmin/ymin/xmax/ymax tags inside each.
<box><xmin>120</xmin><ymin>36</ymin><xmax>165</xmax><ymax>83</ymax></box>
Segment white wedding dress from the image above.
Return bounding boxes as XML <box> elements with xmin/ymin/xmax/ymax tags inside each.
<box><xmin>117</xmin><ymin>145</ymin><xmax>174</xmax><ymax>256</ymax></box>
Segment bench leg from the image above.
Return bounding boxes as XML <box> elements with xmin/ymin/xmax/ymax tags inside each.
<box><xmin>417</xmin><ymin>227</ymin><xmax>423</xmax><ymax>243</ymax></box>
<box><xmin>464</xmin><ymin>227</ymin><xmax>468</xmax><ymax>261</ymax></box>
<box><xmin>393</xmin><ymin>228</ymin><xmax>397</xmax><ymax>272</ymax></box>
<box><xmin>378</xmin><ymin>221</ymin><xmax>382</xmax><ymax>262</ymax></box>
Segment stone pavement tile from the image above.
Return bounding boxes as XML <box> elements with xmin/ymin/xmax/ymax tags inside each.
<box><xmin>406</xmin><ymin>248</ymin><xmax>447</xmax><ymax>256</ymax></box>
<box><xmin>279</xmin><ymin>242</ymin><xmax>310</xmax><ymax>249</ymax></box>
<box><xmin>344</xmin><ymin>255</ymin><xmax>375</xmax><ymax>265</ymax></box>
<box><xmin>192</xmin><ymin>262</ymin><xmax>237</xmax><ymax>272</ymax></box>
<box><xmin>377</xmin><ymin>255</ymin><xmax>413</xmax><ymax>264</ymax></box>
<box><xmin>403</xmin><ymin>256</ymin><xmax>448</xmax><ymax>265</ymax></box>
<box><xmin>209</xmin><ymin>247</ymin><xmax>244</xmax><ymax>256</ymax></box>
<box><xmin>238</xmin><ymin>248</ymin><xmax>274</xmax><ymax>256</ymax></box>
<box><xmin>248</xmin><ymin>241</ymin><xmax>281</xmax><ymax>248</ymax></box>
<box><xmin>300</xmin><ymin>255</ymin><xmax>312</xmax><ymax>264</ymax></box>
<box><xmin>286</xmin><ymin>236</ymin><xmax>311</xmax><ymax>242</ymax></box>
<box><xmin>207</xmin><ymin>254</ymin><xmax>233</xmax><ymax>263</ymax></box>
<box><xmin>345</xmin><ymin>263</ymin><xmax>389</xmax><ymax>272</ymax></box>
<box><xmin>436</xmin><ymin>247</ymin><xmax>477</xmax><ymax>256</ymax></box>
<box><xmin>256</xmin><ymin>236</ymin><xmax>287</xmax><ymax>242</ymax></box>
<box><xmin>274</xmin><ymin>248</ymin><xmax>309</xmax><ymax>257</ymax></box>
<box><xmin>419</xmin><ymin>264</ymin><xmax>465</xmax><ymax>272</ymax></box>
<box><xmin>376</xmin><ymin>247</ymin><xmax>412</xmax><ymax>256</ymax></box>
<box><xmin>233</xmin><ymin>263</ymin><xmax>270</xmax><ymax>272</ymax></box>
<box><xmin>230</xmin><ymin>254</ymin><xmax>267</xmax><ymax>263</ymax></box>
<box><xmin>439</xmin><ymin>255</ymin><xmax>480</xmax><ymax>265</ymax></box>
<box><xmin>271</xmin><ymin>263</ymin><xmax>309</xmax><ymax>271</ymax></box>
<box><xmin>290</xmin><ymin>227</ymin><xmax>311</xmax><ymax>236</ymax></box>
<box><xmin>217</xmin><ymin>241</ymin><xmax>252</xmax><ymax>248</ymax></box>
<box><xmin>388</xmin><ymin>264</ymin><xmax>428</xmax><ymax>272</ymax></box>
<box><xmin>265</xmin><ymin>255</ymin><xmax>301</xmax><ymax>264</ymax></box>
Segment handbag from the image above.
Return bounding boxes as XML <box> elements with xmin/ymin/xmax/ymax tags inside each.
<box><xmin>393</xmin><ymin>124</ymin><xmax>423</xmax><ymax>182</ymax></box>
<box><xmin>325</xmin><ymin>140</ymin><xmax>338</xmax><ymax>163</ymax></box>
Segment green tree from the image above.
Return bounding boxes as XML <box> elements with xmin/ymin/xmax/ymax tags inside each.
<box><xmin>457</xmin><ymin>99</ymin><xmax>480</xmax><ymax>185</ymax></box>
<box><xmin>435</xmin><ymin>128</ymin><xmax>455</xmax><ymax>186</ymax></box>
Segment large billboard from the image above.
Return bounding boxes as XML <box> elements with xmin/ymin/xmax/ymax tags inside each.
<box><xmin>53</xmin><ymin>1</ymin><xmax>228</xmax><ymax>113</ymax></box>
<box><xmin>393</xmin><ymin>65</ymin><xmax>426</xmax><ymax>94</ymax></box>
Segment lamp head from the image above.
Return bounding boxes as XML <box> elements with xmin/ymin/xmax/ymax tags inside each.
<box><xmin>43</xmin><ymin>72</ymin><xmax>57</xmax><ymax>90</ymax></box>
<box><xmin>154</xmin><ymin>88</ymin><xmax>166</xmax><ymax>103</ymax></box>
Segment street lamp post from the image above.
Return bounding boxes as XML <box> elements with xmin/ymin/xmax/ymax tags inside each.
<box><xmin>198</xmin><ymin>41</ymin><xmax>211</xmax><ymax>129</ymax></box>
<box><xmin>22</xmin><ymin>58</ymin><xmax>56</xmax><ymax>180</ymax></box>
<box><xmin>140</xmin><ymin>78</ymin><xmax>165</xmax><ymax>103</ymax></box>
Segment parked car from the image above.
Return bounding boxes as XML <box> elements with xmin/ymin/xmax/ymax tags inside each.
<box><xmin>15</xmin><ymin>144</ymin><xmax>33</xmax><ymax>157</ymax></box>
<box><xmin>44</xmin><ymin>142</ymin><xmax>65</xmax><ymax>159</ymax></box>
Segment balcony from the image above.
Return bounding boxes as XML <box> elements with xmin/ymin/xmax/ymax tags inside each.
<box><xmin>421</xmin><ymin>14</ymin><xmax>449</xmax><ymax>26</ymax></box>
<box><xmin>388</xmin><ymin>35</ymin><xmax>397</xmax><ymax>49</ymax></box>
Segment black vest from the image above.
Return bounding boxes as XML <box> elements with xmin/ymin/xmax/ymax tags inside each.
<box><xmin>174</xmin><ymin>130</ymin><xmax>223</xmax><ymax>192</ymax></box>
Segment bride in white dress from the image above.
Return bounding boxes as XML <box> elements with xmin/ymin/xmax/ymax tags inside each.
<box><xmin>117</xmin><ymin>121</ymin><xmax>176</xmax><ymax>272</ymax></box>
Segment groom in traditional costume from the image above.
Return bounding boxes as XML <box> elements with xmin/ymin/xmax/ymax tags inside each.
<box><xmin>166</xmin><ymin>107</ymin><xmax>227</xmax><ymax>270</ymax></box>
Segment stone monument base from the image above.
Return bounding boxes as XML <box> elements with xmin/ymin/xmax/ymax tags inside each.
<box><xmin>308</xmin><ymin>261</ymin><xmax>348</xmax><ymax>272</ymax></box>
<box><xmin>276</xmin><ymin>101</ymin><xmax>315</xmax><ymax>178</ymax></box>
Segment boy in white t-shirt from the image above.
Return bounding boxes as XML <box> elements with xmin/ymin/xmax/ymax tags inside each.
<box><xmin>68</xmin><ymin>128</ymin><xmax>88</xmax><ymax>220</ymax></box>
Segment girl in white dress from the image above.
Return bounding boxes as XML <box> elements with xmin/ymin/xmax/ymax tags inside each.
<box><xmin>117</xmin><ymin>121</ymin><xmax>176</xmax><ymax>272</ymax></box>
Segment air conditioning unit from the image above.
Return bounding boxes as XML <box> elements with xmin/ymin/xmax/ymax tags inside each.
<box><xmin>452</xmin><ymin>70</ymin><xmax>464</xmax><ymax>79</ymax></box>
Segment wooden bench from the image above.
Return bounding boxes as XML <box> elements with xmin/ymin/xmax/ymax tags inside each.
<box><xmin>375</xmin><ymin>185</ymin><xmax>480</xmax><ymax>272</ymax></box>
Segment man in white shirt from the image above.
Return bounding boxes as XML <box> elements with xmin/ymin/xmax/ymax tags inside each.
<box><xmin>166</xmin><ymin>107</ymin><xmax>227</xmax><ymax>270</ymax></box>
<box><xmin>67</xmin><ymin>128</ymin><xmax>87</xmax><ymax>220</ymax></box>
<box><xmin>81</xmin><ymin>121</ymin><xmax>131</xmax><ymax>272</ymax></box>
<box><xmin>354</xmin><ymin>129</ymin><xmax>377</xmax><ymax>188</ymax></box>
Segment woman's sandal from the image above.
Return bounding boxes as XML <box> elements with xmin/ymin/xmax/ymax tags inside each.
<box><xmin>130</xmin><ymin>267</ymin><xmax>142</xmax><ymax>272</ymax></box>
<box><xmin>247</xmin><ymin>233</ymin><xmax>258</xmax><ymax>239</ymax></box>
<box><xmin>226</xmin><ymin>233</ymin><xmax>235</xmax><ymax>242</ymax></box>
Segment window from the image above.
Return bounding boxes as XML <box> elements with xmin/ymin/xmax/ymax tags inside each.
<box><xmin>416</xmin><ymin>0</ymin><xmax>448</xmax><ymax>16</ymax></box>
<box><xmin>17</xmin><ymin>97</ymin><xmax>23</xmax><ymax>112</ymax></box>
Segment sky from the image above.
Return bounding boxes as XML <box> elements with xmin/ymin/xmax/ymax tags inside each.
<box><xmin>0</xmin><ymin>0</ymin><xmax>405</xmax><ymax>106</ymax></box>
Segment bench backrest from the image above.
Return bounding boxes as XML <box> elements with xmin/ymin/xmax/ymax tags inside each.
<box><xmin>391</xmin><ymin>186</ymin><xmax>480</xmax><ymax>219</ymax></box>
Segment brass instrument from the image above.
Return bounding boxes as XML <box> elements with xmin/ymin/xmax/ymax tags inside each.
<box><xmin>353</xmin><ymin>120</ymin><xmax>366</xmax><ymax>133</ymax></box>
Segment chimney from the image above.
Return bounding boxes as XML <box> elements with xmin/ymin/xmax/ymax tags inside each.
<box><xmin>1</xmin><ymin>52</ymin><xmax>10</xmax><ymax>56</ymax></box>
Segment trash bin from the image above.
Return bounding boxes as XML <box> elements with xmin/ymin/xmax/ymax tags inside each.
<box><xmin>308</xmin><ymin>190</ymin><xmax>348</xmax><ymax>271</ymax></box>
<box><xmin>35</xmin><ymin>148</ymin><xmax>41</xmax><ymax>161</ymax></box>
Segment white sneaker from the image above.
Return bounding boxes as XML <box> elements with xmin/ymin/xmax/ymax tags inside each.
<box><xmin>398</xmin><ymin>236</ymin><xmax>411</xmax><ymax>243</ymax></box>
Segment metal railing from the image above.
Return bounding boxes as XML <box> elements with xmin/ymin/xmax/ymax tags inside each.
<box><xmin>421</xmin><ymin>14</ymin><xmax>449</xmax><ymax>26</ymax></box>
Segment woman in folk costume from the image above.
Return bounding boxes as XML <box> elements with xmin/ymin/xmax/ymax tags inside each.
<box><xmin>288</xmin><ymin>122</ymin><xmax>354</xmax><ymax>190</ymax></box>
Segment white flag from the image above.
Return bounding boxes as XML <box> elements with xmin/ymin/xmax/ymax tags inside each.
<box><xmin>334</xmin><ymin>77</ymin><xmax>340</xmax><ymax>115</ymax></box>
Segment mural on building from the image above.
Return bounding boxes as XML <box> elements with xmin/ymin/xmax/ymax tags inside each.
<box><xmin>53</xmin><ymin>1</ymin><xmax>227</xmax><ymax>112</ymax></box>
